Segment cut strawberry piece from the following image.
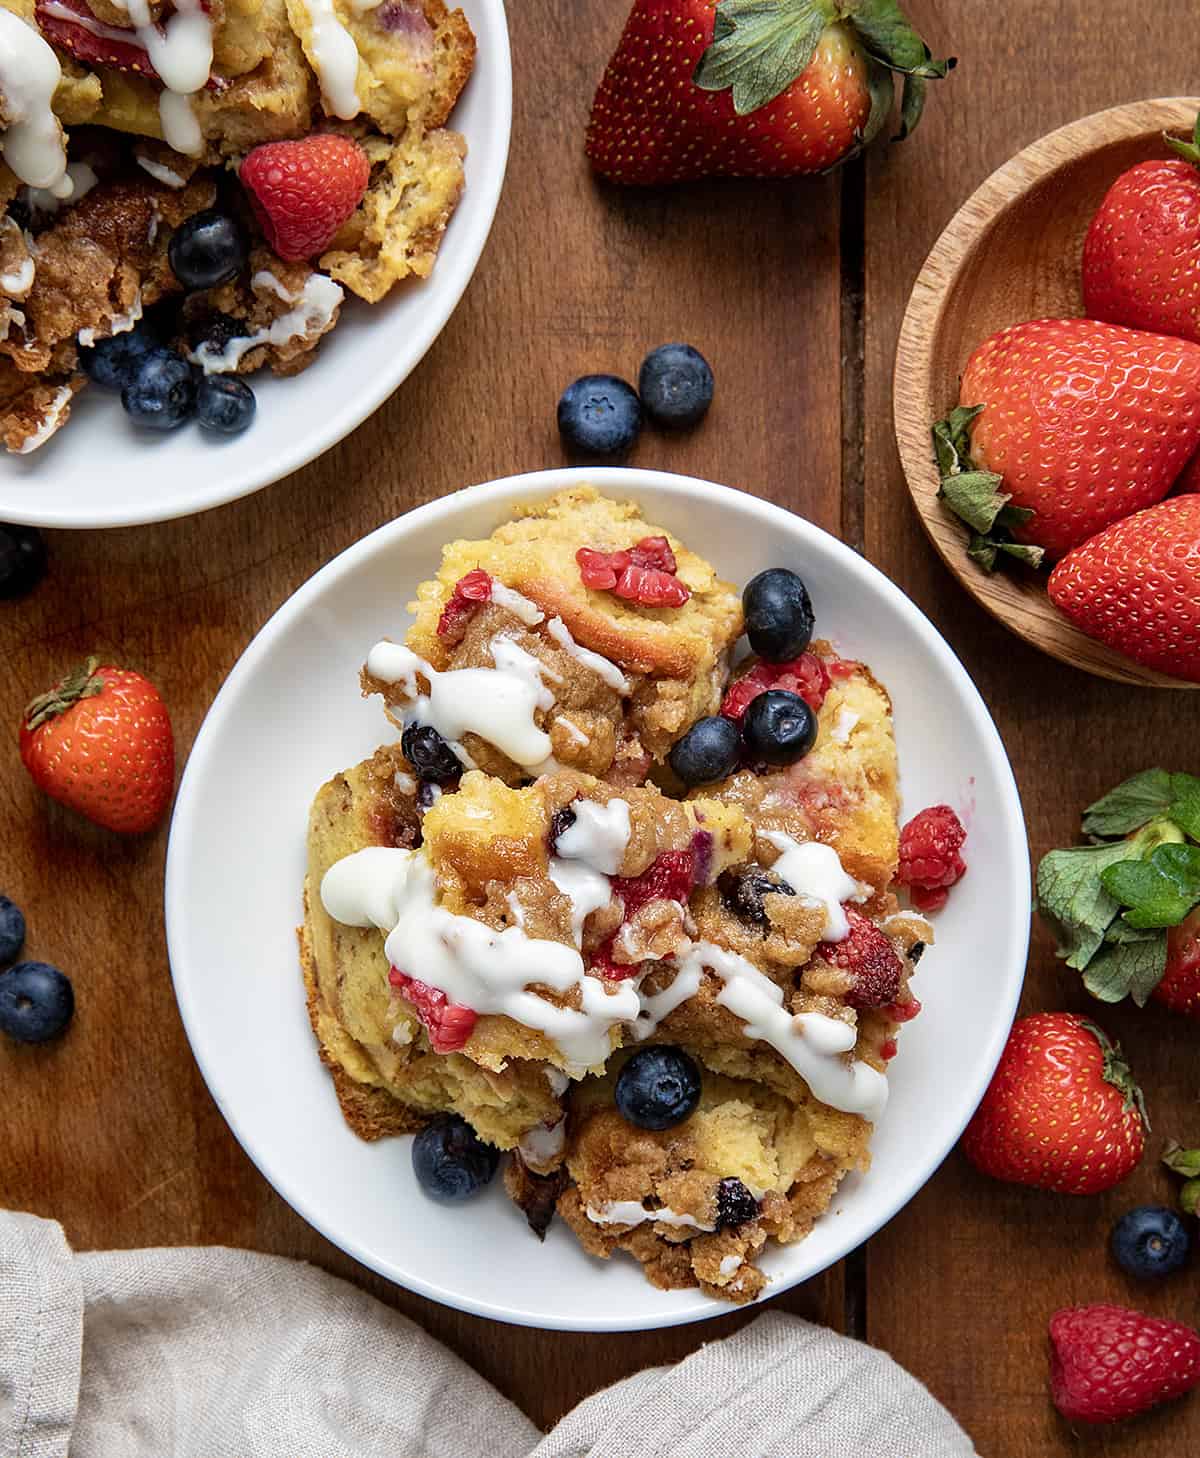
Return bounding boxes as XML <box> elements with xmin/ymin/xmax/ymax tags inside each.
<box><xmin>389</xmin><ymin>968</ymin><xmax>477</xmax><ymax>1053</ymax></box>
<box><xmin>576</xmin><ymin>537</ymin><xmax>690</xmax><ymax>606</ymax></box>
<box><xmin>436</xmin><ymin>568</ymin><xmax>492</xmax><ymax>641</ymax></box>
<box><xmin>721</xmin><ymin>652</ymin><xmax>830</xmax><ymax>722</ymax></box>
<box><xmin>240</xmin><ymin>135</ymin><xmax>371</xmax><ymax>262</ymax></box>
<box><xmin>589</xmin><ymin>849</ymin><xmax>696</xmax><ymax>979</ymax></box>
<box><xmin>35</xmin><ymin>0</ymin><xmax>222</xmax><ymax>87</ymax></box>
<box><xmin>824</xmin><ymin>907</ymin><xmax>904</xmax><ymax>1010</ymax></box>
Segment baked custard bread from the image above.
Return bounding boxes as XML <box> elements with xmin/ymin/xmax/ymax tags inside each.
<box><xmin>302</xmin><ymin>488</ymin><xmax>939</xmax><ymax>1304</ymax></box>
<box><xmin>0</xmin><ymin>0</ymin><xmax>474</xmax><ymax>450</ymax></box>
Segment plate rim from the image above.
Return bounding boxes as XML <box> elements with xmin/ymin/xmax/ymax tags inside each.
<box><xmin>164</xmin><ymin>465</ymin><xmax>1032</xmax><ymax>1331</ymax></box>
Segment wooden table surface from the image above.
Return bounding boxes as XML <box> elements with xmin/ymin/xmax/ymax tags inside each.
<box><xmin>3</xmin><ymin>2</ymin><xmax>1199</xmax><ymax>1452</ymax></box>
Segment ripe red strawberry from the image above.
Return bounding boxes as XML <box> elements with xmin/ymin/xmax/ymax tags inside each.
<box><xmin>1176</xmin><ymin>448</ymin><xmax>1200</xmax><ymax>494</ymax></box>
<box><xmin>19</xmin><ymin>658</ymin><xmax>174</xmax><ymax>834</ymax></box>
<box><xmin>35</xmin><ymin>0</ymin><xmax>220</xmax><ymax>88</ymax></box>
<box><xmin>961</xmin><ymin>1013</ymin><xmax>1146</xmax><ymax>1195</ymax></box>
<box><xmin>1156</xmin><ymin>906</ymin><xmax>1200</xmax><ymax>1019</ymax></box>
<box><xmin>1083</xmin><ymin>115</ymin><xmax>1200</xmax><ymax>345</ymax></box>
<box><xmin>1047</xmin><ymin>494</ymin><xmax>1200</xmax><ymax>682</ymax></box>
<box><xmin>1049</xmin><ymin>1304</ymin><xmax>1200</xmax><ymax>1424</ymax></box>
<box><xmin>576</xmin><ymin>538</ymin><xmax>691</xmax><ymax>607</ymax></box>
<box><xmin>955</xmin><ymin>319</ymin><xmax>1200</xmax><ymax>558</ymax></box>
<box><xmin>586</xmin><ymin>0</ymin><xmax>952</xmax><ymax>185</ymax></box>
<box><xmin>240</xmin><ymin>136</ymin><xmax>371</xmax><ymax>262</ymax></box>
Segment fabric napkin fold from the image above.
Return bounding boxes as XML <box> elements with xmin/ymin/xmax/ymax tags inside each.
<box><xmin>0</xmin><ymin>1210</ymin><xmax>977</xmax><ymax>1457</ymax></box>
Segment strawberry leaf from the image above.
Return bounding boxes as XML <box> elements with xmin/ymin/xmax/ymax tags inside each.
<box><xmin>1163</xmin><ymin>1141</ymin><xmax>1200</xmax><ymax>1180</ymax></box>
<box><xmin>1082</xmin><ymin>769</ymin><xmax>1174</xmax><ymax>838</ymax></box>
<box><xmin>937</xmin><ymin>470</ymin><xmax>1014</xmax><ymax>534</ymax></box>
<box><xmin>1102</xmin><ymin>842</ymin><xmax>1200</xmax><ymax>929</ymax></box>
<box><xmin>848</xmin><ymin>0</ymin><xmax>955</xmax><ymax>78</ymax></box>
<box><xmin>1168</xmin><ymin>771</ymin><xmax>1200</xmax><ymax>840</ymax></box>
<box><xmin>1082</xmin><ymin>926</ymin><xmax>1168</xmax><ymax>1007</ymax></box>
<box><xmin>1165</xmin><ymin>110</ymin><xmax>1200</xmax><ymax>167</ymax></box>
<box><xmin>894</xmin><ymin>72</ymin><xmax>925</xmax><ymax>141</ymax></box>
<box><xmin>1184</xmin><ymin>1180</ymin><xmax>1200</xmax><ymax>1217</ymax></box>
<box><xmin>1036</xmin><ymin>840</ymin><xmax>1137</xmax><ymax>970</ymax></box>
<box><xmin>932</xmin><ymin>406</ymin><xmax>1045</xmax><ymax>575</ymax></box>
<box><xmin>694</xmin><ymin>0</ymin><xmax>835</xmax><ymax>117</ymax></box>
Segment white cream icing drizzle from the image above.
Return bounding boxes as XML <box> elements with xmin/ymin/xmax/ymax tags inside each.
<box><xmin>552</xmin><ymin>798</ymin><xmax>630</xmax><ymax>876</ymax></box>
<box><xmin>189</xmin><ymin>271</ymin><xmax>343</xmax><ymax>373</ymax></box>
<box><xmin>296</xmin><ymin>0</ymin><xmax>362</xmax><ymax>120</ymax></box>
<box><xmin>546</xmin><ymin>615</ymin><xmax>631</xmax><ymax>694</ymax></box>
<box><xmin>489</xmin><ymin>582</ymin><xmax>544</xmax><ymax>626</ymax></box>
<box><xmin>763</xmin><ymin>832</ymin><xmax>869</xmax><ymax>943</ymax></box>
<box><xmin>14</xmin><ymin>382</ymin><xmax>72</xmax><ymax>455</ymax></box>
<box><xmin>0</xmin><ymin>12</ymin><xmax>72</xmax><ymax>195</ymax></box>
<box><xmin>585</xmin><ymin>1201</ymin><xmax>714</xmax><ymax>1232</ymax></box>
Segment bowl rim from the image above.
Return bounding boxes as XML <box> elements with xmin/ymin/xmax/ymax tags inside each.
<box><xmin>164</xmin><ymin>465</ymin><xmax>1032</xmax><ymax>1330</ymax></box>
<box><xmin>894</xmin><ymin>95</ymin><xmax>1200</xmax><ymax>691</ymax></box>
<box><xmin>0</xmin><ymin>0</ymin><xmax>513</xmax><ymax>532</ymax></box>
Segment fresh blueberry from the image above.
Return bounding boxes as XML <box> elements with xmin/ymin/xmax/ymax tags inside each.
<box><xmin>742</xmin><ymin>689</ymin><xmax>817</xmax><ymax>767</ymax></box>
<box><xmin>614</xmin><ymin>1045</ymin><xmax>701</xmax><ymax>1132</ymax></box>
<box><xmin>638</xmin><ymin>343</ymin><xmax>714</xmax><ymax>428</ymax></box>
<box><xmin>718</xmin><ymin>865</ymin><xmax>795</xmax><ymax>928</ymax></box>
<box><xmin>1111</xmin><ymin>1205</ymin><xmax>1190</xmax><ymax>1280</ymax></box>
<box><xmin>0</xmin><ymin>961</ymin><xmax>74</xmax><ymax>1044</ymax></box>
<box><xmin>715</xmin><ymin>1177</ymin><xmax>760</xmax><ymax>1231</ymax></box>
<box><xmin>557</xmin><ymin>374</ymin><xmax>642</xmax><ymax>457</ymax></box>
<box><xmin>122</xmin><ymin>352</ymin><xmax>197</xmax><ymax>431</ymax></box>
<box><xmin>0</xmin><ymin>524</ymin><xmax>47</xmax><ymax>600</ymax></box>
<box><xmin>401</xmin><ymin>724</ymin><xmax>462</xmax><ymax>785</ymax></box>
<box><xmin>412</xmin><ymin>1113</ymin><xmax>500</xmax><ymax>1202</ymax></box>
<box><xmin>168</xmin><ymin>209</ymin><xmax>248</xmax><ymax>291</ymax></box>
<box><xmin>0</xmin><ymin>896</ymin><xmax>25</xmax><ymax>965</ymax></box>
<box><xmin>196</xmin><ymin>375</ymin><xmax>256</xmax><ymax>435</ymax></box>
<box><xmin>668</xmin><ymin>715</ymin><xmax>741</xmax><ymax>787</ymax></box>
<box><xmin>79</xmin><ymin>321</ymin><xmax>165</xmax><ymax>392</ymax></box>
<box><xmin>742</xmin><ymin>568</ymin><xmax>815</xmax><ymax>662</ymax></box>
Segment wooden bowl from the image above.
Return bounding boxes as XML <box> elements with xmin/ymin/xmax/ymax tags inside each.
<box><xmin>894</xmin><ymin>97</ymin><xmax>1200</xmax><ymax>690</ymax></box>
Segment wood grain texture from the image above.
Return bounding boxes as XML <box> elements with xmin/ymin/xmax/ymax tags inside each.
<box><xmin>864</xmin><ymin>4</ymin><xmax>1200</xmax><ymax>1455</ymax></box>
<box><xmin>0</xmin><ymin>0</ymin><xmax>847</xmax><ymax>1435</ymax></box>
<box><xmin>3</xmin><ymin>1</ymin><xmax>1200</xmax><ymax>1451</ymax></box>
<box><xmin>895</xmin><ymin>96</ymin><xmax>1200</xmax><ymax>689</ymax></box>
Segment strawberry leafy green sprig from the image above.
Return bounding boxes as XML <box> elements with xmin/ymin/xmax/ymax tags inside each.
<box><xmin>1037</xmin><ymin>769</ymin><xmax>1200</xmax><ymax>1009</ymax></box>
<box><xmin>1163</xmin><ymin>1143</ymin><xmax>1200</xmax><ymax>1218</ymax></box>
<box><xmin>932</xmin><ymin>406</ymin><xmax>1046</xmax><ymax>573</ymax></box>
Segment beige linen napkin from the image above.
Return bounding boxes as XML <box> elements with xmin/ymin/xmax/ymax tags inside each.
<box><xmin>0</xmin><ymin>1211</ymin><xmax>977</xmax><ymax>1457</ymax></box>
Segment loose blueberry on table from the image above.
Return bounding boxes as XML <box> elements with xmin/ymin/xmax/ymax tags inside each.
<box><xmin>412</xmin><ymin>1113</ymin><xmax>500</xmax><ymax>1203</ymax></box>
<box><xmin>638</xmin><ymin>343</ymin><xmax>714</xmax><ymax>428</ymax></box>
<box><xmin>1111</xmin><ymin>1206</ymin><xmax>1190</xmax><ymax>1280</ymax></box>
<box><xmin>0</xmin><ymin>525</ymin><xmax>48</xmax><ymax>601</ymax></box>
<box><xmin>557</xmin><ymin>374</ymin><xmax>643</xmax><ymax>457</ymax></box>
<box><xmin>0</xmin><ymin>961</ymin><xmax>74</xmax><ymax>1044</ymax></box>
<box><xmin>0</xmin><ymin>895</ymin><xmax>26</xmax><ymax>965</ymax></box>
<box><xmin>614</xmin><ymin>1045</ymin><xmax>702</xmax><ymax>1132</ymax></box>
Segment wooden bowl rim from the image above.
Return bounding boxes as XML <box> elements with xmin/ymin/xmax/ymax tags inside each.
<box><xmin>894</xmin><ymin>96</ymin><xmax>1200</xmax><ymax>691</ymax></box>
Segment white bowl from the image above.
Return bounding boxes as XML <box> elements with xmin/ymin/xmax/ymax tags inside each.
<box><xmin>0</xmin><ymin>0</ymin><xmax>511</xmax><ymax>530</ymax></box>
<box><xmin>164</xmin><ymin>467</ymin><xmax>1030</xmax><ymax>1332</ymax></box>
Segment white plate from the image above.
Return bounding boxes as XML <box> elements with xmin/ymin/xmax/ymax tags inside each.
<box><xmin>165</xmin><ymin>467</ymin><xmax>1030</xmax><ymax>1332</ymax></box>
<box><xmin>0</xmin><ymin>0</ymin><xmax>511</xmax><ymax>530</ymax></box>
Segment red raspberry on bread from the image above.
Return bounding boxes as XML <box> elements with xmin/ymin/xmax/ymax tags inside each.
<box><xmin>240</xmin><ymin>135</ymin><xmax>371</xmax><ymax>262</ymax></box>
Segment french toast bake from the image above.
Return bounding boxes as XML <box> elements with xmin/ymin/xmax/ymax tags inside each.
<box><xmin>302</xmin><ymin>487</ymin><xmax>937</xmax><ymax>1303</ymax></box>
<box><xmin>0</xmin><ymin>0</ymin><xmax>473</xmax><ymax>450</ymax></box>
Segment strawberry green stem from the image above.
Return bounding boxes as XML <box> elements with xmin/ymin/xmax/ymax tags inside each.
<box><xmin>24</xmin><ymin>657</ymin><xmax>103</xmax><ymax>733</ymax></box>
<box><xmin>1080</xmin><ymin>1018</ymin><xmax>1149</xmax><ymax>1130</ymax></box>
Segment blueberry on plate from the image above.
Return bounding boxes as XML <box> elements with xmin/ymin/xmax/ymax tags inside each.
<box><xmin>557</xmin><ymin>374</ymin><xmax>642</xmax><ymax>457</ymax></box>
<box><xmin>79</xmin><ymin>321</ymin><xmax>165</xmax><ymax>392</ymax></box>
<box><xmin>0</xmin><ymin>524</ymin><xmax>47</xmax><ymax>601</ymax></box>
<box><xmin>1111</xmin><ymin>1205</ymin><xmax>1189</xmax><ymax>1280</ymax></box>
<box><xmin>638</xmin><ymin>343</ymin><xmax>714</xmax><ymax>428</ymax></box>
<box><xmin>197</xmin><ymin>375</ymin><xmax>256</xmax><ymax>435</ymax></box>
<box><xmin>412</xmin><ymin>1114</ymin><xmax>500</xmax><ymax>1202</ymax></box>
<box><xmin>715</xmin><ymin>1177</ymin><xmax>760</xmax><ymax>1231</ymax></box>
<box><xmin>168</xmin><ymin>209</ymin><xmax>249</xmax><ymax>291</ymax></box>
<box><xmin>0</xmin><ymin>962</ymin><xmax>74</xmax><ymax>1044</ymax></box>
<box><xmin>742</xmin><ymin>689</ymin><xmax>817</xmax><ymax>767</ymax></box>
<box><xmin>668</xmin><ymin>715</ymin><xmax>741</xmax><ymax>787</ymax></box>
<box><xmin>615</xmin><ymin>1046</ymin><xmax>701</xmax><ymax>1132</ymax></box>
<box><xmin>743</xmin><ymin>568</ymin><xmax>815</xmax><ymax>662</ymax></box>
<box><xmin>122</xmin><ymin>352</ymin><xmax>198</xmax><ymax>431</ymax></box>
<box><xmin>401</xmin><ymin>724</ymin><xmax>461</xmax><ymax>785</ymax></box>
<box><xmin>718</xmin><ymin>865</ymin><xmax>795</xmax><ymax>928</ymax></box>
<box><xmin>0</xmin><ymin>895</ymin><xmax>26</xmax><ymax>965</ymax></box>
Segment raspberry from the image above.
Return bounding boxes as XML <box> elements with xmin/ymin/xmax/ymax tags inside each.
<box><xmin>896</xmin><ymin>805</ymin><xmax>967</xmax><ymax>903</ymax></box>
<box><xmin>589</xmin><ymin>849</ymin><xmax>696</xmax><ymax>979</ymax></box>
<box><xmin>240</xmin><ymin>135</ymin><xmax>371</xmax><ymax>262</ymax></box>
<box><xmin>389</xmin><ymin>968</ymin><xmax>477</xmax><ymax>1053</ymax></box>
<box><xmin>884</xmin><ymin>994</ymin><xmax>922</xmax><ymax>1023</ymax></box>
<box><xmin>880</xmin><ymin>1038</ymin><xmax>898</xmax><ymax>1061</ymax></box>
<box><xmin>825</xmin><ymin>908</ymin><xmax>904</xmax><ymax>1009</ymax></box>
<box><xmin>576</xmin><ymin>537</ymin><xmax>690</xmax><ymax>607</ymax></box>
<box><xmin>436</xmin><ymin>569</ymin><xmax>492</xmax><ymax>641</ymax></box>
<box><xmin>721</xmin><ymin>652</ymin><xmax>830</xmax><ymax>722</ymax></box>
